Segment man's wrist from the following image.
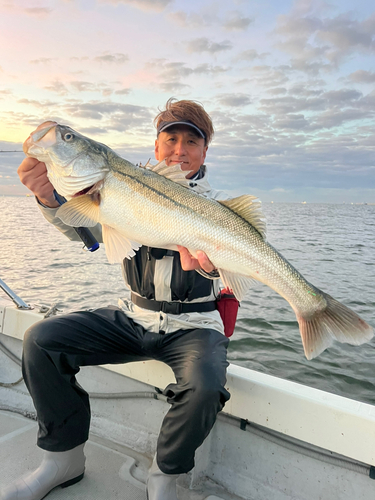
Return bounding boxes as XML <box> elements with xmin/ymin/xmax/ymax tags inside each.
<box><xmin>36</xmin><ymin>195</ymin><xmax>60</xmax><ymax>209</ymax></box>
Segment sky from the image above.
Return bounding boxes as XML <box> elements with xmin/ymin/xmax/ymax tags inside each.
<box><xmin>0</xmin><ymin>0</ymin><xmax>374</xmax><ymax>202</ymax></box>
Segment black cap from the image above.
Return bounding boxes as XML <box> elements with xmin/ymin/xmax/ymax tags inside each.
<box><xmin>157</xmin><ymin>120</ymin><xmax>206</xmax><ymax>140</ymax></box>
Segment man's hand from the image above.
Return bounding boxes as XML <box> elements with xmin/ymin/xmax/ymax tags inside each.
<box><xmin>177</xmin><ymin>246</ymin><xmax>216</xmax><ymax>273</ymax></box>
<box><xmin>17</xmin><ymin>157</ymin><xmax>59</xmax><ymax>208</ymax></box>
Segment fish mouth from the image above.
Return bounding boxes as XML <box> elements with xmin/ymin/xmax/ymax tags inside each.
<box><xmin>23</xmin><ymin>121</ymin><xmax>58</xmax><ymax>155</ymax></box>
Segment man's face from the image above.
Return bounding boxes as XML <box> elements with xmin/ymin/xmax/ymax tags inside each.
<box><xmin>154</xmin><ymin>125</ymin><xmax>208</xmax><ymax>179</ymax></box>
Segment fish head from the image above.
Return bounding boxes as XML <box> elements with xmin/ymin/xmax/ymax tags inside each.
<box><xmin>23</xmin><ymin>121</ymin><xmax>111</xmax><ymax>198</ymax></box>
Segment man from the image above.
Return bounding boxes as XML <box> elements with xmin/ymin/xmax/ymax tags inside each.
<box><xmin>0</xmin><ymin>99</ymin><xmax>231</xmax><ymax>500</ymax></box>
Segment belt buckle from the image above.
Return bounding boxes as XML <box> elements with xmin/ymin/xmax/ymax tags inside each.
<box><xmin>161</xmin><ymin>301</ymin><xmax>182</xmax><ymax>314</ymax></box>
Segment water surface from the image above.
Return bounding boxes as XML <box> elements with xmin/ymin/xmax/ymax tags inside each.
<box><xmin>1</xmin><ymin>197</ymin><xmax>374</xmax><ymax>404</ymax></box>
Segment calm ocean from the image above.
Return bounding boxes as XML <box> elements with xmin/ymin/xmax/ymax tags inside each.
<box><xmin>1</xmin><ymin>196</ymin><xmax>375</xmax><ymax>404</ymax></box>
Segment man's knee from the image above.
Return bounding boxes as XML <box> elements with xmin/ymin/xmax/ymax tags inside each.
<box><xmin>185</xmin><ymin>330</ymin><xmax>230</xmax><ymax>406</ymax></box>
<box><xmin>23</xmin><ymin>319</ymin><xmax>59</xmax><ymax>361</ymax></box>
<box><xmin>188</xmin><ymin>360</ymin><xmax>230</xmax><ymax>410</ymax></box>
<box><xmin>24</xmin><ymin>320</ymin><xmax>47</xmax><ymax>350</ymax></box>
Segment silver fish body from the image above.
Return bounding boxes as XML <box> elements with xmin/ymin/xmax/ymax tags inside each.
<box><xmin>23</xmin><ymin>122</ymin><xmax>374</xmax><ymax>359</ymax></box>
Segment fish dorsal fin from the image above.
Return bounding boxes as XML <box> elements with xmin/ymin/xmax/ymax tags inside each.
<box><xmin>140</xmin><ymin>159</ymin><xmax>192</xmax><ymax>187</ymax></box>
<box><xmin>218</xmin><ymin>269</ymin><xmax>257</xmax><ymax>302</ymax></box>
<box><xmin>139</xmin><ymin>159</ymin><xmax>152</xmax><ymax>169</ymax></box>
<box><xmin>56</xmin><ymin>195</ymin><xmax>100</xmax><ymax>227</ymax></box>
<box><xmin>102</xmin><ymin>225</ymin><xmax>140</xmax><ymax>264</ymax></box>
<box><xmin>219</xmin><ymin>195</ymin><xmax>266</xmax><ymax>239</ymax></box>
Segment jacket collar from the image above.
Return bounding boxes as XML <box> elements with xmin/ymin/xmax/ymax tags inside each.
<box><xmin>188</xmin><ymin>165</ymin><xmax>212</xmax><ymax>194</ymax></box>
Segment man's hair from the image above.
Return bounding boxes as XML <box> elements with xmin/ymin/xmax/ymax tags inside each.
<box><xmin>154</xmin><ymin>98</ymin><xmax>214</xmax><ymax>145</ymax></box>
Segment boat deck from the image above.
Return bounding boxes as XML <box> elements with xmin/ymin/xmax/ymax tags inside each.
<box><xmin>0</xmin><ymin>410</ymin><xmax>231</xmax><ymax>500</ymax></box>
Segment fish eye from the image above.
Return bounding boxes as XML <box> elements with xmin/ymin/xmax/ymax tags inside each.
<box><xmin>64</xmin><ymin>132</ymin><xmax>75</xmax><ymax>142</ymax></box>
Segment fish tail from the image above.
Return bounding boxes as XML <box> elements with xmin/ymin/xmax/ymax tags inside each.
<box><xmin>297</xmin><ymin>293</ymin><xmax>374</xmax><ymax>360</ymax></box>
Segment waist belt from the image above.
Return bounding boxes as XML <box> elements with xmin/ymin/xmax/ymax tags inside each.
<box><xmin>131</xmin><ymin>293</ymin><xmax>217</xmax><ymax>315</ymax></box>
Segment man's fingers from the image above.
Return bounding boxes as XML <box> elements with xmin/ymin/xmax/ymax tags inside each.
<box><xmin>17</xmin><ymin>157</ymin><xmax>43</xmax><ymax>173</ymax></box>
<box><xmin>177</xmin><ymin>246</ymin><xmax>215</xmax><ymax>273</ymax></box>
<box><xmin>196</xmin><ymin>251</ymin><xmax>215</xmax><ymax>273</ymax></box>
<box><xmin>177</xmin><ymin>246</ymin><xmax>197</xmax><ymax>270</ymax></box>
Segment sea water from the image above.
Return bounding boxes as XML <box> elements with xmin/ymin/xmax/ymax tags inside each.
<box><xmin>1</xmin><ymin>197</ymin><xmax>375</xmax><ymax>404</ymax></box>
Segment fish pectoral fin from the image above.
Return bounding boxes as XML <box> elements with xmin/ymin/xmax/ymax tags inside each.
<box><xmin>102</xmin><ymin>225</ymin><xmax>140</xmax><ymax>264</ymax></box>
<box><xmin>56</xmin><ymin>195</ymin><xmax>100</xmax><ymax>227</ymax></box>
<box><xmin>219</xmin><ymin>195</ymin><xmax>266</xmax><ymax>239</ymax></box>
<box><xmin>141</xmin><ymin>159</ymin><xmax>192</xmax><ymax>187</ymax></box>
<box><xmin>218</xmin><ymin>269</ymin><xmax>257</xmax><ymax>302</ymax></box>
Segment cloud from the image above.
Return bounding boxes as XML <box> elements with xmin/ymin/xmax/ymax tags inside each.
<box><xmin>44</xmin><ymin>81</ymin><xmax>69</xmax><ymax>95</ymax></box>
<box><xmin>287</xmin><ymin>83</ymin><xmax>324</xmax><ymax>97</ymax></box>
<box><xmin>155</xmin><ymin>61</ymin><xmax>228</xmax><ymax>79</ymax></box>
<box><xmin>348</xmin><ymin>70</ymin><xmax>375</xmax><ymax>84</ymax></box>
<box><xmin>234</xmin><ymin>49</ymin><xmax>268</xmax><ymax>62</ymax></box>
<box><xmin>159</xmin><ymin>81</ymin><xmax>190</xmax><ymax>93</ymax></box>
<box><xmin>186</xmin><ymin>37</ymin><xmax>233</xmax><ymax>54</ymax></box>
<box><xmin>266</xmin><ymin>87</ymin><xmax>287</xmax><ymax>96</ymax></box>
<box><xmin>250</xmin><ymin>65</ymin><xmax>290</xmax><ymax>87</ymax></box>
<box><xmin>43</xmin><ymin>80</ymin><xmax>126</xmax><ymax>97</ymax></box>
<box><xmin>217</xmin><ymin>93</ymin><xmax>251</xmax><ymax>107</ymax></box>
<box><xmin>275</xmin><ymin>9</ymin><xmax>375</xmax><ymax>73</ymax></box>
<box><xmin>69</xmin><ymin>53</ymin><xmax>129</xmax><ymax>65</ymax></box>
<box><xmin>24</xmin><ymin>7</ymin><xmax>52</xmax><ymax>17</ymax></box>
<box><xmin>17</xmin><ymin>98</ymin><xmax>59</xmax><ymax>108</ymax></box>
<box><xmin>222</xmin><ymin>11</ymin><xmax>253</xmax><ymax>31</ymax></box>
<box><xmin>205</xmin><ymin>108</ymin><xmax>375</xmax><ymax>199</ymax></box>
<box><xmin>323</xmin><ymin>89</ymin><xmax>362</xmax><ymax>105</ymax></box>
<box><xmin>99</xmin><ymin>86</ymin><xmax>114</xmax><ymax>97</ymax></box>
<box><xmin>1</xmin><ymin>111</ymin><xmax>48</xmax><ymax>129</ymax></box>
<box><xmin>94</xmin><ymin>53</ymin><xmax>129</xmax><ymax>64</ymax></box>
<box><xmin>313</xmin><ymin>108</ymin><xmax>372</xmax><ymax>129</ymax></box>
<box><xmin>114</xmin><ymin>88</ymin><xmax>131</xmax><ymax>95</ymax></box>
<box><xmin>23</xmin><ymin>7</ymin><xmax>53</xmax><ymax>17</ymax></box>
<box><xmin>317</xmin><ymin>14</ymin><xmax>375</xmax><ymax>57</ymax></box>
<box><xmin>60</xmin><ymin>101</ymin><xmax>153</xmax><ymax>132</ymax></box>
<box><xmin>167</xmin><ymin>10</ymin><xmax>209</xmax><ymax>28</ymax></box>
<box><xmin>70</xmin><ymin>81</ymin><xmax>97</xmax><ymax>92</ymax></box>
<box><xmin>273</xmin><ymin>114</ymin><xmax>309</xmax><ymax>130</ymax></box>
<box><xmin>231</xmin><ymin>81</ymin><xmax>373</xmax><ymax>136</ymax></box>
<box><xmin>259</xmin><ymin>89</ymin><xmax>362</xmax><ymax>116</ymax></box>
<box><xmin>70</xmin><ymin>57</ymin><xmax>90</xmax><ymax>62</ymax></box>
<box><xmin>168</xmin><ymin>8</ymin><xmax>252</xmax><ymax>32</ymax></box>
<box><xmin>98</xmin><ymin>0</ymin><xmax>172</xmax><ymax>12</ymax></box>
<box><xmin>76</xmin><ymin>126</ymin><xmax>110</xmax><ymax>136</ymax></box>
<box><xmin>29</xmin><ymin>58</ymin><xmax>55</xmax><ymax>65</ymax></box>
<box><xmin>145</xmin><ymin>59</ymin><xmax>229</xmax><ymax>92</ymax></box>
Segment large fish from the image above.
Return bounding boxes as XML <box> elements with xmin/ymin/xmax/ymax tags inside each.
<box><xmin>23</xmin><ymin>121</ymin><xmax>373</xmax><ymax>360</ymax></box>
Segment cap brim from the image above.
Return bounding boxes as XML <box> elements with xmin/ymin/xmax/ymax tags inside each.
<box><xmin>157</xmin><ymin>121</ymin><xmax>205</xmax><ymax>140</ymax></box>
